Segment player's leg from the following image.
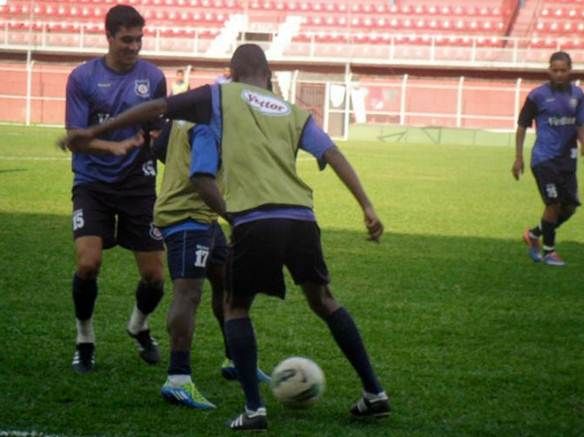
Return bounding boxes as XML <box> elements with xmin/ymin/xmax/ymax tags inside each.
<box><xmin>527</xmin><ymin>164</ymin><xmax>562</xmax><ymax>264</ymax></box>
<box><xmin>116</xmin><ymin>185</ymin><xmax>165</xmax><ymax>363</ymax></box>
<box><xmin>71</xmin><ymin>184</ymin><xmax>116</xmax><ymax>374</ymax></box>
<box><xmin>225</xmin><ymin>220</ymin><xmax>285</xmax><ymax>431</ymax></box>
<box><xmin>207</xmin><ymin>223</ymin><xmax>270</xmax><ymax>383</ymax></box>
<box><xmin>286</xmin><ymin>220</ymin><xmax>389</xmax><ymax>418</ymax></box>
<box><xmin>300</xmin><ymin>282</ymin><xmax>390</xmax><ymax>418</ymax></box>
<box><xmin>160</xmin><ymin>229</ymin><xmax>216</xmax><ymax>409</ymax></box>
<box><xmin>128</xmin><ymin>250</ymin><xmax>165</xmax><ymax>363</ymax></box>
<box><xmin>224</xmin><ymin>293</ymin><xmax>268</xmax><ymax>431</ymax></box>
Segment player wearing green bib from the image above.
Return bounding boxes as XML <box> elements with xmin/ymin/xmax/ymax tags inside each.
<box><xmin>153</xmin><ymin>120</ymin><xmax>269</xmax><ymax>410</ymax></box>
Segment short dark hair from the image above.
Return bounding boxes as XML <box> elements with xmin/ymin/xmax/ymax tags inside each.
<box><xmin>230</xmin><ymin>44</ymin><xmax>270</xmax><ymax>81</ymax></box>
<box><xmin>105</xmin><ymin>5</ymin><xmax>145</xmax><ymax>36</ymax></box>
<box><xmin>176</xmin><ymin>69</ymin><xmax>184</xmax><ymax>74</ymax></box>
<box><xmin>550</xmin><ymin>51</ymin><xmax>572</xmax><ymax>68</ymax></box>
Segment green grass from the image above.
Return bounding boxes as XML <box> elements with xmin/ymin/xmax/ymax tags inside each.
<box><xmin>0</xmin><ymin>125</ymin><xmax>583</xmax><ymax>436</ymax></box>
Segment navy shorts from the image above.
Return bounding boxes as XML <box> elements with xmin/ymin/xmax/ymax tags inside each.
<box><xmin>532</xmin><ymin>163</ymin><xmax>580</xmax><ymax>206</ymax></box>
<box><xmin>72</xmin><ymin>178</ymin><xmax>163</xmax><ymax>251</ymax></box>
<box><xmin>164</xmin><ymin>222</ymin><xmax>228</xmax><ymax>280</ymax></box>
<box><xmin>227</xmin><ymin>219</ymin><xmax>330</xmax><ymax>299</ymax></box>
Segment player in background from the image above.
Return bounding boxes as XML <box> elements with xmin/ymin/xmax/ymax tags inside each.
<box><xmin>64</xmin><ymin>5</ymin><xmax>166</xmax><ymax>373</ymax></box>
<box><xmin>513</xmin><ymin>51</ymin><xmax>584</xmax><ymax>266</ymax></box>
<box><xmin>61</xmin><ymin>43</ymin><xmax>390</xmax><ymax>431</ymax></box>
<box><xmin>151</xmin><ymin>120</ymin><xmax>270</xmax><ymax>409</ymax></box>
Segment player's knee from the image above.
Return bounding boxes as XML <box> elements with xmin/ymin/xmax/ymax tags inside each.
<box><xmin>76</xmin><ymin>256</ymin><xmax>101</xmax><ymax>279</ymax></box>
<box><xmin>140</xmin><ymin>268</ymin><xmax>164</xmax><ymax>284</ymax></box>
<box><xmin>307</xmin><ymin>294</ymin><xmax>337</xmax><ymax>319</ymax></box>
<box><xmin>136</xmin><ymin>280</ymin><xmax>164</xmax><ymax>315</ymax></box>
<box><xmin>173</xmin><ymin>281</ymin><xmax>203</xmax><ymax>308</ymax></box>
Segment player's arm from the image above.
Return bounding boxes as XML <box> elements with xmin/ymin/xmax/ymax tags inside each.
<box><xmin>299</xmin><ymin>117</ymin><xmax>382</xmax><ymax>241</ymax></box>
<box><xmin>513</xmin><ymin>97</ymin><xmax>537</xmax><ymax>180</ymax></box>
<box><xmin>64</xmin><ymin>129</ymin><xmax>144</xmax><ymax>155</ymax></box>
<box><xmin>188</xmin><ymin>125</ymin><xmax>229</xmax><ymax>222</ymax></box>
<box><xmin>62</xmin><ymin>85</ymin><xmax>213</xmax><ymax>150</ymax></box>
<box><xmin>323</xmin><ymin>146</ymin><xmax>383</xmax><ymax>242</ymax></box>
<box><xmin>576</xmin><ymin>94</ymin><xmax>584</xmax><ymax>156</ymax></box>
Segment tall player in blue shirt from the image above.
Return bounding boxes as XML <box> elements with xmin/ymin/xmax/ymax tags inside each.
<box><xmin>64</xmin><ymin>5</ymin><xmax>167</xmax><ymax>373</ymax></box>
<box><xmin>513</xmin><ymin>52</ymin><xmax>584</xmax><ymax>266</ymax></box>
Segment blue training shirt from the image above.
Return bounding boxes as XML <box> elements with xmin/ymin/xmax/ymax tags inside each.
<box><xmin>519</xmin><ymin>83</ymin><xmax>584</xmax><ymax>171</ymax></box>
<box><xmin>65</xmin><ymin>57</ymin><xmax>167</xmax><ymax>185</ymax></box>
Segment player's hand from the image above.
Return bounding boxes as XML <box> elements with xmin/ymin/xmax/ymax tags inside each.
<box><xmin>111</xmin><ymin>131</ymin><xmax>144</xmax><ymax>156</ymax></box>
<box><xmin>511</xmin><ymin>158</ymin><xmax>524</xmax><ymax>180</ymax></box>
<box><xmin>149</xmin><ymin>129</ymin><xmax>162</xmax><ymax>142</ymax></box>
<box><xmin>58</xmin><ymin>127</ymin><xmax>96</xmax><ymax>151</ymax></box>
<box><xmin>364</xmin><ymin>205</ymin><xmax>383</xmax><ymax>242</ymax></box>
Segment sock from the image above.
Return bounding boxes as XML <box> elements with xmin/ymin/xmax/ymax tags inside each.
<box><xmin>364</xmin><ymin>390</ymin><xmax>388</xmax><ymax>401</ymax></box>
<box><xmin>529</xmin><ymin>226</ymin><xmax>542</xmax><ymax>238</ymax></box>
<box><xmin>225</xmin><ymin>318</ymin><xmax>263</xmax><ymax>411</ymax></box>
<box><xmin>555</xmin><ymin>209</ymin><xmax>575</xmax><ymax>230</ymax></box>
<box><xmin>541</xmin><ymin>219</ymin><xmax>556</xmax><ymax>254</ymax></box>
<box><xmin>76</xmin><ymin>318</ymin><xmax>95</xmax><ymax>344</ymax></box>
<box><xmin>135</xmin><ymin>280</ymin><xmax>164</xmax><ymax>315</ymax></box>
<box><xmin>131</xmin><ymin>280</ymin><xmax>164</xmax><ymax>334</ymax></box>
<box><xmin>128</xmin><ymin>305</ymin><xmax>148</xmax><ymax>335</ymax></box>
<box><xmin>325</xmin><ymin>307</ymin><xmax>383</xmax><ymax>395</ymax></box>
<box><xmin>168</xmin><ymin>350</ymin><xmax>191</xmax><ymax>375</ymax></box>
<box><xmin>219</xmin><ymin>323</ymin><xmax>231</xmax><ymax>360</ymax></box>
<box><xmin>72</xmin><ymin>274</ymin><xmax>98</xmax><ymax>343</ymax></box>
<box><xmin>168</xmin><ymin>374</ymin><xmax>192</xmax><ymax>386</ymax></box>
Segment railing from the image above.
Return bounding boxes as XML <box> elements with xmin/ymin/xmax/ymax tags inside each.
<box><xmin>1</xmin><ymin>22</ymin><xmax>584</xmax><ymax>68</ymax></box>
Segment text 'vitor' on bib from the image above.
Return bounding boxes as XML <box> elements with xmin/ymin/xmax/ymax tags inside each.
<box><xmin>241</xmin><ymin>90</ymin><xmax>291</xmax><ymax>116</ymax></box>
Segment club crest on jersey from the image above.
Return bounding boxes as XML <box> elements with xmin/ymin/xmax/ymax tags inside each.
<box><xmin>149</xmin><ymin>223</ymin><xmax>163</xmax><ymax>241</ymax></box>
<box><xmin>570</xmin><ymin>97</ymin><xmax>578</xmax><ymax>108</ymax></box>
<box><xmin>135</xmin><ymin>79</ymin><xmax>151</xmax><ymax>98</ymax></box>
<box><xmin>241</xmin><ymin>90</ymin><xmax>290</xmax><ymax>116</ymax></box>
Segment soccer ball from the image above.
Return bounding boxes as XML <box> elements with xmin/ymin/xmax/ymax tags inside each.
<box><xmin>270</xmin><ymin>357</ymin><xmax>325</xmax><ymax>407</ymax></box>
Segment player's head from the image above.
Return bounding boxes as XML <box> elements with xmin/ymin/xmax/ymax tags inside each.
<box><xmin>105</xmin><ymin>5</ymin><xmax>145</xmax><ymax>71</ymax></box>
<box><xmin>176</xmin><ymin>69</ymin><xmax>184</xmax><ymax>81</ymax></box>
<box><xmin>230</xmin><ymin>44</ymin><xmax>271</xmax><ymax>88</ymax></box>
<box><xmin>548</xmin><ymin>51</ymin><xmax>572</xmax><ymax>87</ymax></box>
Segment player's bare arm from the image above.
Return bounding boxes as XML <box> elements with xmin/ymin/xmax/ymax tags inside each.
<box><xmin>63</xmin><ymin>130</ymin><xmax>144</xmax><ymax>155</ymax></box>
<box><xmin>63</xmin><ymin>98</ymin><xmax>167</xmax><ymax>150</ymax></box>
<box><xmin>512</xmin><ymin>125</ymin><xmax>526</xmax><ymax>180</ymax></box>
<box><xmin>190</xmin><ymin>175</ymin><xmax>229</xmax><ymax>222</ymax></box>
<box><xmin>322</xmin><ymin>146</ymin><xmax>383</xmax><ymax>242</ymax></box>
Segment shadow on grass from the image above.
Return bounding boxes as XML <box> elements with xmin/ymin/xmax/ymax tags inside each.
<box><xmin>0</xmin><ymin>213</ymin><xmax>583</xmax><ymax>436</ymax></box>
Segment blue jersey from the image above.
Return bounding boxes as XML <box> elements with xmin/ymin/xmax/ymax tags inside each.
<box><xmin>65</xmin><ymin>58</ymin><xmax>167</xmax><ymax>185</ymax></box>
<box><xmin>519</xmin><ymin>83</ymin><xmax>584</xmax><ymax>171</ymax></box>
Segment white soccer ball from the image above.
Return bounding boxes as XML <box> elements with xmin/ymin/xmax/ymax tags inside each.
<box><xmin>270</xmin><ymin>357</ymin><xmax>326</xmax><ymax>407</ymax></box>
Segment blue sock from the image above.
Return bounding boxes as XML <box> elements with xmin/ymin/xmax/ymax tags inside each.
<box><xmin>326</xmin><ymin>307</ymin><xmax>383</xmax><ymax>395</ymax></box>
<box><xmin>225</xmin><ymin>318</ymin><xmax>262</xmax><ymax>410</ymax></box>
<box><xmin>168</xmin><ymin>351</ymin><xmax>191</xmax><ymax>375</ymax></box>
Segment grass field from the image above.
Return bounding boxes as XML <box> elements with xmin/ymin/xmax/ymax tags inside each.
<box><xmin>0</xmin><ymin>125</ymin><xmax>583</xmax><ymax>436</ymax></box>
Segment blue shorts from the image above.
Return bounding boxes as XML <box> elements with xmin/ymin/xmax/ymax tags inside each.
<box><xmin>164</xmin><ymin>222</ymin><xmax>228</xmax><ymax>280</ymax></box>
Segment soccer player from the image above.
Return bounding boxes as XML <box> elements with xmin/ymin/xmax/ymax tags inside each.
<box><xmin>64</xmin><ymin>5</ymin><xmax>167</xmax><ymax>373</ymax></box>
<box><xmin>512</xmin><ymin>51</ymin><xmax>584</xmax><ymax>266</ymax></box>
<box><xmin>152</xmin><ymin>120</ymin><xmax>269</xmax><ymax>409</ymax></box>
<box><xmin>63</xmin><ymin>44</ymin><xmax>390</xmax><ymax>431</ymax></box>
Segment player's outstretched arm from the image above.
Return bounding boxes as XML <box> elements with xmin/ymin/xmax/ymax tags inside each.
<box><xmin>322</xmin><ymin>146</ymin><xmax>383</xmax><ymax>242</ymax></box>
<box><xmin>63</xmin><ymin>130</ymin><xmax>144</xmax><ymax>155</ymax></box>
<box><xmin>512</xmin><ymin>126</ymin><xmax>526</xmax><ymax>180</ymax></box>
<box><xmin>61</xmin><ymin>98</ymin><xmax>167</xmax><ymax>150</ymax></box>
